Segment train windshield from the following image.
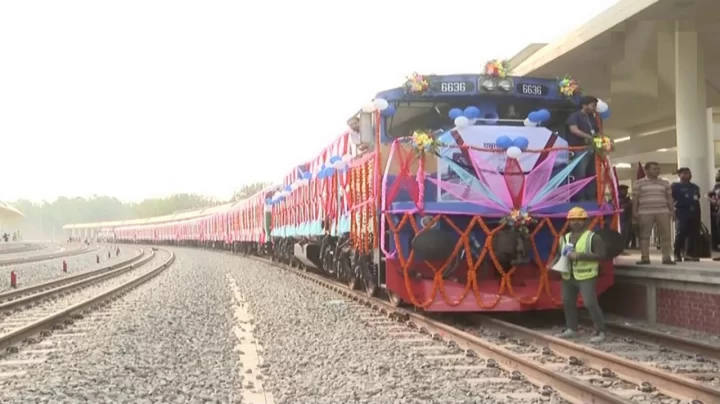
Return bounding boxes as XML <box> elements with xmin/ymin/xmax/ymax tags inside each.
<box><xmin>383</xmin><ymin>95</ymin><xmax>578</xmax><ymax>203</ymax></box>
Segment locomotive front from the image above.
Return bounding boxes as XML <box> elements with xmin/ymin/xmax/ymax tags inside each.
<box><xmin>374</xmin><ymin>72</ymin><xmax>622</xmax><ymax>312</ymax></box>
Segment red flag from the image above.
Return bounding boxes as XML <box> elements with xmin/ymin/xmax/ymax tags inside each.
<box><xmin>636</xmin><ymin>161</ymin><xmax>646</xmax><ymax>180</ymax></box>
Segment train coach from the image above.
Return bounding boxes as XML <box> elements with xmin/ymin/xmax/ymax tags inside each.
<box><xmin>68</xmin><ymin>63</ymin><xmax>625</xmax><ymax>313</ymax></box>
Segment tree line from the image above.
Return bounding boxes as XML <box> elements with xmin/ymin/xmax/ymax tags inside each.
<box><xmin>4</xmin><ymin>182</ymin><xmax>271</xmax><ymax>240</ymax></box>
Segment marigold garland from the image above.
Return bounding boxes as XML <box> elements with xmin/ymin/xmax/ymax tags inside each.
<box><xmin>558</xmin><ymin>74</ymin><xmax>580</xmax><ymax>97</ymax></box>
<box><xmin>500</xmin><ymin>209</ymin><xmax>536</xmax><ymax>234</ymax></box>
<box><xmin>404</xmin><ymin>72</ymin><xmax>430</xmax><ymax>95</ymax></box>
<box><xmin>484</xmin><ymin>59</ymin><xmax>511</xmax><ymax>78</ymax></box>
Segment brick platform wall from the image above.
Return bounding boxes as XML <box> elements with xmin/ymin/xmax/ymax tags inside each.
<box><xmin>601</xmin><ymin>279</ymin><xmax>720</xmax><ymax>335</ymax></box>
<box><xmin>656</xmin><ymin>288</ymin><xmax>720</xmax><ymax>334</ymax></box>
<box><xmin>600</xmin><ymin>282</ymin><xmax>647</xmax><ymax>319</ymax></box>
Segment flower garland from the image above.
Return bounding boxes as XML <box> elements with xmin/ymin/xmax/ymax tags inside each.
<box><xmin>484</xmin><ymin>59</ymin><xmax>511</xmax><ymax>79</ymax></box>
<box><xmin>558</xmin><ymin>74</ymin><xmax>580</xmax><ymax>97</ymax></box>
<box><xmin>592</xmin><ymin>135</ymin><xmax>615</xmax><ymax>157</ymax></box>
<box><xmin>500</xmin><ymin>209</ymin><xmax>536</xmax><ymax>234</ymax></box>
<box><xmin>411</xmin><ymin>130</ymin><xmax>442</xmax><ymax>157</ymax></box>
<box><xmin>404</xmin><ymin>72</ymin><xmax>430</xmax><ymax>95</ymax></box>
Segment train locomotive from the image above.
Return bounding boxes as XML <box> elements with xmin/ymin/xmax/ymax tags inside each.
<box><xmin>87</xmin><ymin>66</ymin><xmax>624</xmax><ymax>313</ymax></box>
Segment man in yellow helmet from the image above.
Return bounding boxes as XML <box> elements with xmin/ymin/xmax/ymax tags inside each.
<box><xmin>553</xmin><ymin>206</ymin><xmax>607</xmax><ymax>343</ymax></box>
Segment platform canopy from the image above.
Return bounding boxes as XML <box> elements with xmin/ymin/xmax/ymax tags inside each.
<box><xmin>510</xmin><ymin>0</ymin><xmax>720</xmax><ymax>179</ymax></box>
<box><xmin>0</xmin><ymin>201</ymin><xmax>24</xmax><ymax>222</ymax></box>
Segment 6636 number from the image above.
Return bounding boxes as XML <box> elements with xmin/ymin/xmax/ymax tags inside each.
<box><xmin>440</xmin><ymin>82</ymin><xmax>467</xmax><ymax>92</ymax></box>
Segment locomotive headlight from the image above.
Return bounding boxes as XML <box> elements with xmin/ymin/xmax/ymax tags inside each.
<box><xmin>481</xmin><ymin>79</ymin><xmax>496</xmax><ymax>91</ymax></box>
<box><xmin>498</xmin><ymin>80</ymin><xmax>512</xmax><ymax>91</ymax></box>
<box><xmin>420</xmin><ymin>216</ymin><xmax>437</xmax><ymax>229</ymax></box>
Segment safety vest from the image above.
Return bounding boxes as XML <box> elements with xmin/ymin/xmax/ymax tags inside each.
<box><xmin>559</xmin><ymin>230</ymin><xmax>599</xmax><ymax>281</ymax></box>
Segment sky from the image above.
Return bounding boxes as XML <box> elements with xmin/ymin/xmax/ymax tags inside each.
<box><xmin>0</xmin><ymin>0</ymin><xmax>621</xmax><ymax>203</ymax></box>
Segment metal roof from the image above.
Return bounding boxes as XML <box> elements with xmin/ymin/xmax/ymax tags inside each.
<box><xmin>61</xmin><ymin>203</ymin><xmax>235</xmax><ymax>230</ymax></box>
<box><xmin>0</xmin><ymin>201</ymin><xmax>24</xmax><ymax>221</ymax></box>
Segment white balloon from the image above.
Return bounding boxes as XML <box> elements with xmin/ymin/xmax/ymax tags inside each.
<box><xmin>596</xmin><ymin>100</ymin><xmax>609</xmax><ymax>113</ymax></box>
<box><xmin>523</xmin><ymin>118</ymin><xmax>537</xmax><ymax>127</ymax></box>
<box><xmin>373</xmin><ymin>98</ymin><xmax>389</xmax><ymax>111</ymax></box>
<box><xmin>362</xmin><ymin>103</ymin><xmax>376</xmax><ymax>113</ymax></box>
<box><xmin>454</xmin><ymin>116</ymin><xmax>470</xmax><ymax>128</ymax></box>
<box><xmin>342</xmin><ymin>154</ymin><xmax>353</xmax><ymax>163</ymax></box>
<box><xmin>291</xmin><ymin>182</ymin><xmax>299</xmax><ymax>190</ymax></box>
<box><xmin>333</xmin><ymin>160</ymin><xmax>347</xmax><ymax>170</ymax></box>
<box><xmin>506</xmin><ymin>146</ymin><xmax>522</xmax><ymax>159</ymax></box>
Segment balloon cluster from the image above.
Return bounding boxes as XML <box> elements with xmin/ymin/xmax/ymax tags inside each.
<box><xmin>596</xmin><ymin>99</ymin><xmax>610</xmax><ymax>120</ymax></box>
<box><xmin>495</xmin><ymin>135</ymin><xmax>529</xmax><ymax>159</ymax></box>
<box><xmin>524</xmin><ymin>109</ymin><xmax>551</xmax><ymax>127</ymax></box>
<box><xmin>362</xmin><ymin>98</ymin><xmax>395</xmax><ymax>117</ymax></box>
<box><xmin>449</xmin><ymin>106</ymin><xmax>477</xmax><ymax>128</ymax></box>
<box><xmin>266</xmin><ymin>153</ymin><xmax>355</xmax><ymax>206</ymax></box>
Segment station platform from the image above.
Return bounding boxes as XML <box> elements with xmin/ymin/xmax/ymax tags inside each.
<box><xmin>600</xmin><ymin>251</ymin><xmax>720</xmax><ymax>335</ymax></box>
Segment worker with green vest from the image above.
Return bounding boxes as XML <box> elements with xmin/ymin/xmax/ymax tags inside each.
<box><xmin>553</xmin><ymin>206</ymin><xmax>607</xmax><ymax>343</ymax></box>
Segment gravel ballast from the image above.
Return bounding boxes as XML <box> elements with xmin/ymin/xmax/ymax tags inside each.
<box><xmin>228</xmin><ymin>255</ymin><xmax>534</xmax><ymax>404</ymax></box>
<box><xmin>1</xmin><ymin>248</ymin><xmax>557</xmax><ymax>404</ymax></box>
<box><xmin>0</xmin><ymin>248</ymin><xmax>243</xmax><ymax>404</ymax></box>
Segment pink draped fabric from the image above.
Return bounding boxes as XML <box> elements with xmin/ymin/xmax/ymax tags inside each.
<box><xmin>467</xmin><ymin>150</ymin><xmax>513</xmax><ymax>208</ymax></box>
<box><xmin>426</xmin><ymin>176</ymin><xmax>507</xmax><ymax>212</ymax></box>
<box><xmin>522</xmin><ymin>151</ymin><xmax>558</xmax><ymax>205</ymax></box>
<box><xmin>529</xmin><ymin>177</ymin><xmax>595</xmax><ymax>211</ymax></box>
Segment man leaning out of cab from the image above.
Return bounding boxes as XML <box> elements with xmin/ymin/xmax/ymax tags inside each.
<box><xmin>552</xmin><ymin>206</ymin><xmax>607</xmax><ymax>343</ymax></box>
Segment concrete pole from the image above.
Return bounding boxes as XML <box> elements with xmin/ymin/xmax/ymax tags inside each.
<box><xmin>675</xmin><ymin>20</ymin><xmax>713</xmax><ymax>229</ymax></box>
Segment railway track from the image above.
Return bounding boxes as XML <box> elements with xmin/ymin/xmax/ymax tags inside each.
<box><xmin>0</xmin><ymin>248</ymin><xmax>145</xmax><ymax>305</ymax></box>
<box><xmin>246</xmin><ymin>254</ymin><xmax>719</xmax><ymax>404</ymax></box>
<box><xmin>0</xmin><ymin>244</ymin><xmax>98</xmax><ymax>267</ymax></box>
<box><xmin>0</xmin><ymin>248</ymin><xmax>174</xmax><ymax>359</ymax></box>
<box><xmin>0</xmin><ymin>243</ymin><xmax>45</xmax><ymax>256</ymax></box>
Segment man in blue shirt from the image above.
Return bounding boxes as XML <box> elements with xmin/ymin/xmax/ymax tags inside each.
<box><xmin>672</xmin><ymin>167</ymin><xmax>701</xmax><ymax>261</ymax></box>
<box><xmin>707</xmin><ymin>171</ymin><xmax>720</xmax><ymax>259</ymax></box>
<box><xmin>566</xmin><ymin>96</ymin><xmax>600</xmax><ymax>201</ymax></box>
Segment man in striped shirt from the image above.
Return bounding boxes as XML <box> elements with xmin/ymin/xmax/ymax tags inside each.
<box><xmin>632</xmin><ymin>162</ymin><xmax>675</xmax><ymax>265</ymax></box>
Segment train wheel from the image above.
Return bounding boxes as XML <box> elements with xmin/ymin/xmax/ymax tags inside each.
<box><xmin>387</xmin><ymin>291</ymin><xmax>403</xmax><ymax>307</ymax></box>
<box><xmin>364</xmin><ymin>280</ymin><xmax>377</xmax><ymax>297</ymax></box>
<box><xmin>363</xmin><ymin>264</ymin><xmax>378</xmax><ymax>297</ymax></box>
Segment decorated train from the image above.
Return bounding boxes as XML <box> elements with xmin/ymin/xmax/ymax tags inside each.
<box><xmin>72</xmin><ymin>62</ymin><xmax>624</xmax><ymax>312</ymax></box>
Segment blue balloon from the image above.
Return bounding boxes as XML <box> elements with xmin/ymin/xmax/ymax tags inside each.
<box><xmin>381</xmin><ymin>105</ymin><xmax>396</xmax><ymax>117</ymax></box>
<box><xmin>464</xmin><ymin>106</ymin><xmax>481</xmax><ymax>119</ymax></box>
<box><xmin>284</xmin><ymin>185</ymin><xmax>292</xmax><ymax>192</ymax></box>
<box><xmin>329</xmin><ymin>156</ymin><xmax>341</xmax><ymax>164</ymax></box>
<box><xmin>496</xmin><ymin>135</ymin><xmax>513</xmax><ymax>149</ymax></box>
<box><xmin>448</xmin><ymin>108</ymin><xmax>463</xmax><ymax>120</ymax></box>
<box><xmin>265</xmin><ymin>198</ymin><xmax>273</xmax><ymax>205</ymax></box>
<box><xmin>600</xmin><ymin>110</ymin><xmax>611</xmax><ymax>120</ymax></box>
<box><xmin>302</xmin><ymin>171</ymin><xmax>312</xmax><ymax>180</ymax></box>
<box><xmin>513</xmin><ymin>136</ymin><xmax>529</xmax><ymax>150</ymax></box>
<box><xmin>528</xmin><ymin>111</ymin><xmax>541</xmax><ymax>123</ymax></box>
<box><xmin>537</xmin><ymin>109</ymin><xmax>552</xmax><ymax>122</ymax></box>
<box><xmin>322</xmin><ymin>167</ymin><xmax>335</xmax><ymax>177</ymax></box>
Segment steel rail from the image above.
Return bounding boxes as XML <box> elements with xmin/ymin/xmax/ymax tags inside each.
<box><xmin>0</xmin><ymin>249</ymin><xmax>175</xmax><ymax>352</ymax></box>
<box><xmin>476</xmin><ymin>315</ymin><xmax>718</xmax><ymax>403</ymax></box>
<box><xmin>0</xmin><ymin>249</ymin><xmax>155</xmax><ymax>312</ymax></box>
<box><xmin>0</xmin><ymin>248</ymin><xmax>145</xmax><ymax>303</ymax></box>
<box><xmin>0</xmin><ymin>243</ymin><xmax>45</xmax><ymax>256</ymax></box>
<box><xmin>600</xmin><ymin>319</ymin><xmax>720</xmax><ymax>361</ymax></box>
<box><xmin>0</xmin><ymin>244</ymin><xmax>98</xmax><ymax>267</ymax></box>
